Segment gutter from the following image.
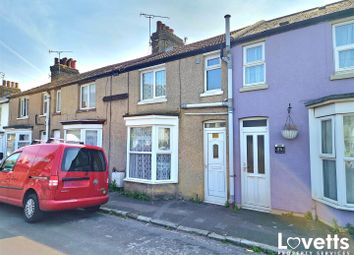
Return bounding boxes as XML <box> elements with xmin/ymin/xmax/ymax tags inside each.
<box><xmin>223</xmin><ymin>15</ymin><xmax>235</xmax><ymax>204</ymax></box>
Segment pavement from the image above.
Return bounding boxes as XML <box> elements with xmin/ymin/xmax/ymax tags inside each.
<box><xmin>0</xmin><ymin>203</ymin><xmax>255</xmax><ymax>255</ymax></box>
<box><xmin>104</xmin><ymin>192</ymin><xmax>354</xmax><ymax>253</ymax></box>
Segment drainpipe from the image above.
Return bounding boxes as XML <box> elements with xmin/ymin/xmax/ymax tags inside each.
<box><xmin>223</xmin><ymin>14</ymin><xmax>235</xmax><ymax>203</ymax></box>
<box><xmin>45</xmin><ymin>92</ymin><xmax>51</xmax><ymax>141</ymax></box>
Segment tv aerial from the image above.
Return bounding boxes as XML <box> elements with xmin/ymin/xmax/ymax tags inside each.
<box><xmin>140</xmin><ymin>13</ymin><xmax>169</xmax><ymax>47</ymax></box>
<box><xmin>49</xmin><ymin>49</ymin><xmax>72</xmax><ymax>74</ymax></box>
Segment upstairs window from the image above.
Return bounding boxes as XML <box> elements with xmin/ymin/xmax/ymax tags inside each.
<box><xmin>140</xmin><ymin>68</ymin><xmax>166</xmax><ymax>101</ymax></box>
<box><xmin>243</xmin><ymin>42</ymin><xmax>265</xmax><ymax>86</ymax></box>
<box><xmin>56</xmin><ymin>90</ymin><xmax>61</xmax><ymax>113</ymax></box>
<box><xmin>80</xmin><ymin>83</ymin><xmax>96</xmax><ymax>109</ymax></box>
<box><xmin>204</xmin><ymin>55</ymin><xmax>222</xmax><ymax>92</ymax></box>
<box><xmin>42</xmin><ymin>93</ymin><xmax>49</xmax><ymax>115</ymax></box>
<box><xmin>333</xmin><ymin>20</ymin><xmax>354</xmax><ymax>72</ymax></box>
<box><xmin>18</xmin><ymin>97</ymin><xmax>29</xmax><ymax>118</ymax></box>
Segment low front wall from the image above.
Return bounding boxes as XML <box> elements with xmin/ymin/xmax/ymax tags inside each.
<box><xmin>124</xmin><ymin>181</ymin><xmax>178</xmax><ymax>200</ymax></box>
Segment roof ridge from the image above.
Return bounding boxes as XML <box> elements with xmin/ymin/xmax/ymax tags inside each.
<box><xmin>263</xmin><ymin>0</ymin><xmax>351</xmax><ymax>24</ymax></box>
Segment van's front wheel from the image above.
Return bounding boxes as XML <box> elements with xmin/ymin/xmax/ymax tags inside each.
<box><xmin>23</xmin><ymin>194</ymin><xmax>43</xmax><ymax>223</ymax></box>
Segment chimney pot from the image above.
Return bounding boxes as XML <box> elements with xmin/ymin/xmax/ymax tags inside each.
<box><xmin>15</xmin><ymin>82</ymin><xmax>19</xmax><ymax>89</ymax></box>
<box><xmin>71</xmin><ymin>60</ymin><xmax>77</xmax><ymax>69</ymax></box>
<box><xmin>67</xmin><ymin>58</ymin><xmax>72</xmax><ymax>67</ymax></box>
<box><xmin>6</xmin><ymin>81</ymin><xmax>10</xmax><ymax>87</ymax></box>
<box><xmin>62</xmin><ymin>57</ymin><xmax>67</xmax><ymax>65</ymax></box>
<box><xmin>2</xmin><ymin>80</ymin><xmax>5</xmax><ymax>86</ymax></box>
<box><xmin>54</xmin><ymin>57</ymin><xmax>59</xmax><ymax>65</ymax></box>
<box><xmin>157</xmin><ymin>21</ymin><xmax>163</xmax><ymax>30</ymax></box>
<box><xmin>10</xmin><ymin>82</ymin><xmax>14</xmax><ymax>88</ymax></box>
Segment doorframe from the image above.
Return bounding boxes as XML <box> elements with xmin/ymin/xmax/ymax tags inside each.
<box><xmin>203</xmin><ymin>122</ymin><xmax>227</xmax><ymax>205</ymax></box>
<box><xmin>239</xmin><ymin>118</ymin><xmax>271</xmax><ymax>212</ymax></box>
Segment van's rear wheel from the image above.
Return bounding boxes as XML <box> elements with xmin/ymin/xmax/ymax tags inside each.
<box><xmin>23</xmin><ymin>194</ymin><xmax>43</xmax><ymax>223</ymax></box>
<box><xmin>84</xmin><ymin>205</ymin><xmax>100</xmax><ymax>213</ymax></box>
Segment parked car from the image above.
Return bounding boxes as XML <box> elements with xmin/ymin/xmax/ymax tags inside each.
<box><xmin>0</xmin><ymin>143</ymin><xmax>109</xmax><ymax>222</ymax></box>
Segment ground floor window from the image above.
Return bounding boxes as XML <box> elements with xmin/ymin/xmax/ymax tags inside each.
<box><xmin>124</xmin><ymin>115</ymin><xmax>178</xmax><ymax>184</ymax></box>
<box><xmin>309</xmin><ymin>100</ymin><xmax>354</xmax><ymax>210</ymax></box>
<box><xmin>63</xmin><ymin>124</ymin><xmax>102</xmax><ymax>147</ymax></box>
<box><xmin>5</xmin><ymin>130</ymin><xmax>32</xmax><ymax>156</ymax></box>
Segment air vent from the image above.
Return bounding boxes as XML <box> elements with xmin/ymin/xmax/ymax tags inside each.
<box><xmin>279</xmin><ymin>21</ymin><xmax>290</xmax><ymax>26</ymax></box>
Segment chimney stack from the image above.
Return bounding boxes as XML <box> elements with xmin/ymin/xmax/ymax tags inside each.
<box><xmin>50</xmin><ymin>57</ymin><xmax>79</xmax><ymax>82</ymax></box>
<box><xmin>0</xmin><ymin>79</ymin><xmax>21</xmax><ymax>96</ymax></box>
<box><xmin>151</xmin><ymin>21</ymin><xmax>184</xmax><ymax>54</ymax></box>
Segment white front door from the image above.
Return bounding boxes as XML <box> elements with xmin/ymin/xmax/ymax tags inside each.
<box><xmin>204</xmin><ymin>128</ymin><xmax>227</xmax><ymax>205</ymax></box>
<box><xmin>240</xmin><ymin>120</ymin><xmax>270</xmax><ymax>212</ymax></box>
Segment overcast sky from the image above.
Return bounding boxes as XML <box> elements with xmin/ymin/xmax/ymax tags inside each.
<box><xmin>0</xmin><ymin>0</ymin><xmax>339</xmax><ymax>91</ymax></box>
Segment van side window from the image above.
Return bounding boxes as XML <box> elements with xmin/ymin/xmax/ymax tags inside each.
<box><xmin>1</xmin><ymin>152</ymin><xmax>21</xmax><ymax>172</ymax></box>
<box><xmin>62</xmin><ymin>148</ymin><xmax>106</xmax><ymax>172</ymax></box>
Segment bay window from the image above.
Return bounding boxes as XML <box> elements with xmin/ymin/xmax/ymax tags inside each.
<box><xmin>63</xmin><ymin>124</ymin><xmax>102</xmax><ymax>147</ymax></box>
<box><xmin>243</xmin><ymin>42</ymin><xmax>266</xmax><ymax>86</ymax></box>
<box><xmin>125</xmin><ymin>115</ymin><xmax>178</xmax><ymax>184</ymax></box>
<box><xmin>140</xmin><ymin>67</ymin><xmax>166</xmax><ymax>102</ymax></box>
<box><xmin>5</xmin><ymin>130</ymin><xmax>32</xmax><ymax>156</ymax></box>
<box><xmin>308</xmin><ymin>99</ymin><xmax>354</xmax><ymax>210</ymax></box>
<box><xmin>333</xmin><ymin>20</ymin><xmax>354</xmax><ymax>72</ymax></box>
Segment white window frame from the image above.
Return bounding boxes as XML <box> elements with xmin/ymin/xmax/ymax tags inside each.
<box><xmin>5</xmin><ymin>130</ymin><xmax>32</xmax><ymax>156</ymax></box>
<box><xmin>124</xmin><ymin>115</ymin><xmax>178</xmax><ymax>184</ymax></box>
<box><xmin>203</xmin><ymin>54</ymin><xmax>222</xmax><ymax>95</ymax></box>
<box><xmin>139</xmin><ymin>67</ymin><xmax>166</xmax><ymax>104</ymax></box>
<box><xmin>309</xmin><ymin>101</ymin><xmax>354</xmax><ymax>210</ymax></box>
<box><xmin>80</xmin><ymin>83</ymin><xmax>96</xmax><ymax>110</ymax></box>
<box><xmin>56</xmin><ymin>90</ymin><xmax>61</xmax><ymax>113</ymax></box>
<box><xmin>63</xmin><ymin>124</ymin><xmax>102</xmax><ymax>147</ymax></box>
<box><xmin>42</xmin><ymin>92</ymin><xmax>49</xmax><ymax>116</ymax></box>
<box><xmin>332</xmin><ymin>20</ymin><xmax>354</xmax><ymax>73</ymax></box>
<box><xmin>18</xmin><ymin>97</ymin><xmax>29</xmax><ymax>119</ymax></box>
<box><xmin>319</xmin><ymin>117</ymin><xmax>336</xmax><ymax>158</ymax></box>
<box><xmin>243</xmin><ymin>42</ymin><xmax>266</xmax><ymax>87</ymax></box>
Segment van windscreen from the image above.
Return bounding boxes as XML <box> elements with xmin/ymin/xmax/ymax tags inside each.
<box><xmin>62</xmin><ymin>148</ymin><xmax>106</xmax><ymax>172</ymax></box>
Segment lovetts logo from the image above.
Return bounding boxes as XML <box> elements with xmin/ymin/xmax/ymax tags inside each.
<box><xmin>278</xmin><ymin>233</ymin><xmax>351</xmax><ymax>254</ymax></box>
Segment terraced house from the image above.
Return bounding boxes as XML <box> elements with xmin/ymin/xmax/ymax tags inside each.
<box><xmin>6</xmin><ymin>21</ymin><xmax>242</xmax><ymax>204</ymax></box>
<box><xmin>231</xmin><ymin>0</ymin><xmax>354</xmax><ymax>226</ymax></box>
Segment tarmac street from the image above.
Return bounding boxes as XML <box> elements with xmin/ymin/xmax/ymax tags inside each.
<box><xmin>0</xmin><ymin>203</ymin><xmax>257</xmax><ymax>255</ymax></box>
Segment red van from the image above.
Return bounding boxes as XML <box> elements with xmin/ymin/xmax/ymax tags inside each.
<box><xmin>0</xmin><ymin>143</ymin><xmax>109</xmax><ymax>222</ymax></box>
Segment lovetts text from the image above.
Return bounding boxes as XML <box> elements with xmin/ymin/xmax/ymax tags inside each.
<box><xmin>278</xmin><ymin>233</ymin><xmax>351</xmax><ymax>254</ymax></box>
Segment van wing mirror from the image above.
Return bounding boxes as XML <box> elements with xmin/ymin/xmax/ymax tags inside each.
<box><xmin>0</xmin><ymin>152</ymin><xmax>3</xmax><ymax>161</ymax></box>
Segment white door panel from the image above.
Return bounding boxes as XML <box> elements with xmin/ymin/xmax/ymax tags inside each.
<box><xmin>204</xmin><ymin>130</ymin><xmax>226</xmax><ymax>205</ymax></box>
<box><xmin>241</xmin><ymin>125</ymin><xmax>270</xmax><ymax>211</ymax></box>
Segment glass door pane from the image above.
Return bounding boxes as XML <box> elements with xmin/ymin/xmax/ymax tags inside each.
<box><xmin>246</xmin><ymin>135</ymin><xmax>254</xmax><ymax>173</ymax></box>
<box><xmin>257</xmin><ymin>135</ymin><xmax>265</xmax><ymax>174</ymax></box>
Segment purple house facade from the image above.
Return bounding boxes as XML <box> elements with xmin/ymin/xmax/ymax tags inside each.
<box><xmin>231</xmin><ymin>2</ymin><xmax>354</xmax><ymax>226</ymax></box>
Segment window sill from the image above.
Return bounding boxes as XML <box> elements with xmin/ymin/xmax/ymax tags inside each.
<box><xmin>330</xmin><ymin>71</ymin><xmax>354</xmax><ymax>81</ymax></box>
<box><xmin>313</xmin><ymin>197</ymin><xmax>354</xmax><ymax>211</ymax></box>
<box><xmin>38</xmin><ymin>114</ymin><xmax>47</xmax><ymax>118</ymax></box>
<box><xmin>138</xmin><ymin>98</ymin><xmax>167</xmax><ymax>105</ymax></box>
<box><xmin>124</xmin><ymin>178</ymin><xmax>177</xmax><ymax>185</ymax></box>
<box><xmin>200</xmin><ymin>90</ymin><xmax>223</xmax><ymax>97</ymax></box>
<box><xmin>239</xmin><ymin>84</ymin><xmax>268</xmax><ymax>92</ymax></box>
<box><xmin>53</xmin><ymin>112</ymin><xmax>61</xmax><ymax>116</ymax></box>
<box><xmin>77</xmin><ymin>108</ymin><xmax>96</xmax><ymax>113</ymax></box>
<box><xmin>17</xmin><ymin>116</ymin><xmax>29</xmax><ymax>120</ymax></box>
